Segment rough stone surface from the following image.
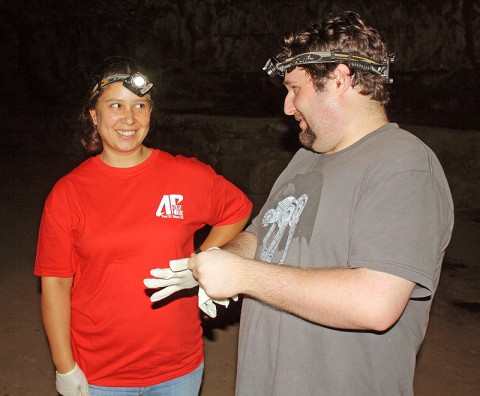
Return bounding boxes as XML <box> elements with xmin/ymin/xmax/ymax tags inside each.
<box><xmin>6</xmin><ymin>104</ymin><xmax>478</xmax><ymax>217</ymax></box>
<box><xmin>2</xmin><ymin>0</ymin><xmax>479</xmax><ymax>127</ymax></box>
<box><xmin>3</xmin><ymin>1</ymin><xmax>478</xmax><ymax>215</ymax></box>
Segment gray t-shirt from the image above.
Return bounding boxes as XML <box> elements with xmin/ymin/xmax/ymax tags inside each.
<box><xmin>236</xmin><ymin>123</ymin><xmax>454</xmax><ymax>396</ymax></box>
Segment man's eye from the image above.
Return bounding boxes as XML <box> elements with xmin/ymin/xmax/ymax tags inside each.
<box><xmin>135</xmin><ymin>103</ymin><xmax>145</xmax><ymax>109</ymax></box>
<box><xmin>111</xmin><ymin>103</ymin><xmax>121</xmax><ymax>109</ymax></box>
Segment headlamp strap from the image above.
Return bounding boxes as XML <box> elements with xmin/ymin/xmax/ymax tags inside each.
<box><xmin>264</xmin><ymin>51</ymin><xmax>396</xmax><ymax>82</ymax></box>
<box><xmin>91</xmin><ymin>73</ymin><xmax>153</xmax><ymax>97</ymax></box>
<box><xmin>95</xmin><ymin>74</ymin><xmax>130</xmax><ymax>93</ymax></box>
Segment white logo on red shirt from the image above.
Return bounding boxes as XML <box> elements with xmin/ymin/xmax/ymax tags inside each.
<box><xmin>156</xmin><ymin>194</ymin><xmax>184</xmax><ymax>219</ymax></box>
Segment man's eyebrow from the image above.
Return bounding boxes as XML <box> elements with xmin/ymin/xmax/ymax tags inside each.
<box><xmin>283</xmin><ymin>79</ymin><xmax>297</xmax><ymax>88</ymax></box>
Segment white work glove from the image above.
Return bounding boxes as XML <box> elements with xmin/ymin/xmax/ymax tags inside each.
<box><xmin>144</xmin><ymin>259</ymin><xmax>198</xmax><ymax>302</ymax></box>
<box><xmin>198</xmin><ymin>287</ymin><xmax>238</xmax><ymax>318</ymax></box>
<box><xmin>56</xmin><ymin>363</ymin><xmax>90</xmax><ymax>396</ymax></box>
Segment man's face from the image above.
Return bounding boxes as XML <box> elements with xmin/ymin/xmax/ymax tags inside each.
<box><xmin>283</xmin><ymin>67</ymin><xmax>344</xmax><ymax>154</ymax></box>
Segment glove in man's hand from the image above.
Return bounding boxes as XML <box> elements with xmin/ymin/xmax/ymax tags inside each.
<box><xmin>56</xmin><ymin>363</ymin><xmax>90</xmax><ymax>396</ymax></box>
<box><xmin>144</xmin><ymin>258</ymin><xmax>198</xmax><ymax>302</ymax></box>
<box><xmin>188</xmin><ymin>248</ymin><xmax>243</xmax><ymax>299</ymax></box>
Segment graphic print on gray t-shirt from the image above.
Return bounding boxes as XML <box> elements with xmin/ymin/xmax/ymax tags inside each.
<box><xmin>259</xmin><ymin>171</ymin><xmax>322</xmax><ymax>264</ymax></box>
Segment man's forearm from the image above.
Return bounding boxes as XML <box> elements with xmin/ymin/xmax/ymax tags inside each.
<box><xmin>221</xmin><ymin>230</ymin><xmax>257</xmax><ymax>259</ymax></box>
<box><xmin>238</xmin><ymin>259</ymin><xmax>415</xmax><ymax>331</ymax></box>
<box><xmin>190</xmin><ymin>231</ymin><xmax>413</xmax><ymax>332</ymax></box>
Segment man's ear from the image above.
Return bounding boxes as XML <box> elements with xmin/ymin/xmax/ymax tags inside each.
<box><xmin>333</xmin><ymin>64</ymin><xmax>352</xmax><ymax>93</ymax></box>
<box><xmin>89</xmin><ymin>108</ymin><xmax>97</xmax><ymax>126</ymax></box>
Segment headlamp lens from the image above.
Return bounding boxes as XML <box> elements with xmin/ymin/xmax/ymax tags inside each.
<box><xmin>132</xmin><ymin>74</ymin><xmax>147</xmax><ymax>89</ymax></box>
<box><xmin>92</xmin><ymin>72</ymin><xmax>153</xmax><ymax>98</ymax></box>
<box><xmin>263</xmin><ymin>58</ymin><xmax>282</xmax><ymax>77</ymax></box>
<box><xmin>124</xmin><ymin>73</ymin><xmax>153</xmax><ymax>96</ymax></box>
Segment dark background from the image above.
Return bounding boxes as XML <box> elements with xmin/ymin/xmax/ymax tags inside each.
<box><xmin>3</xmin><ymin>0</ymin><xmax>479</xmax><ymax>124</ymax></box>
<box><xmin>0</xmin><ymin>2</ymin><xmax>479</xmax><ymax>394</ymax></box>
<box><xmin>1</xmin><ymin>0</ymin><xmax>479</xmax><ymax>218</ymax></box>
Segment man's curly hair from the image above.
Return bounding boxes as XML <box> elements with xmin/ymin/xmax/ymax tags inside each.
<box><xmin>277</xmin><ymin>11</ymin><xmax>391</xmax><ymax>105</ymax></box>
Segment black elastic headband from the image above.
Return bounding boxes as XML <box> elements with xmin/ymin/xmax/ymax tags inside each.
<box><xmin>263</xmin><ymin>51</ymin><xmax>396</xmax><ymax>83</ymax></box>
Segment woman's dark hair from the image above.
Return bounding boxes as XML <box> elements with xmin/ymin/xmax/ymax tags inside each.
<box><xmin>80</xmin><ymin>56</ymin><xmax>153</xmax><ymax>153</ymax></box>
<box><xmin>278</xmin><ymin>11</ymin><xmax>391</xmax><ymax>105</ymax></box>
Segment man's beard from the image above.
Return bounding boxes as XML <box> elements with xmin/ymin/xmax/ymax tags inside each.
<box><xmin>299</xmin><ymin>126</ymin><xmax>316</xmax><ymax>150</ymax></box>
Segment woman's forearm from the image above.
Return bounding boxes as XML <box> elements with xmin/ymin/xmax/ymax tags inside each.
<box><xmin>199</xmin><ymin>214</ymin><xmax>250</xmax><ymax>251</ymax></box>
<box><xmin>41</xmin><ymin>276</ymin><xmax>75</xmax><ymax>373</ymax></box>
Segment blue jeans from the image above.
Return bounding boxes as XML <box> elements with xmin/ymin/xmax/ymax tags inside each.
<box><xmin>89</xmin><ymin>361</ymin><xmax>204</xmax><ymax>396</ymax></box>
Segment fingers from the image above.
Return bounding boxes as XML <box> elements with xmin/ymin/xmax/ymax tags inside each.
<box><xmin>150</xmin><ymin>268</ymin><xmax>174</xmax><ymax>279</ymax></box>
<box><xmin>143</xmin><ymin>268</ymin><xmax>176</xmax><ymax>289</ymax></box>
<box><xmin>169</xmin><ymin>257</ymin><xmax>189</xmax><ymax>271</ymax></box>
<box><xmin>143</xmin><ymin>278</ymin><xmax>177</xmax><ymax>289</ymax></box>
<box><xmin>150</xmin><ymin>286</ymin><xmax>179</xmax><ymax>302</ymax></box>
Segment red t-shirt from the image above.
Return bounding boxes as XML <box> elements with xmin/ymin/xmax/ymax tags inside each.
<box><xmin>35</xmin><ymin>149</ymin><xmax>252</xmax><ymax>386</ymax></box>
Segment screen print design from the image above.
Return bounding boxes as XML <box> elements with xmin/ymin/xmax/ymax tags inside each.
<box><xmin>259</xmin><ymin>170</ymin><xmax>323</xmax><ymax>264</ymax></box>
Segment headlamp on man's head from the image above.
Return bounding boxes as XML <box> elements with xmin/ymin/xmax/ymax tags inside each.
<box><xmin>92</xmin><ymin>72</ymin><xmax>153</xmax><ymax>98</ymax></box>
<box><xmin>263</xmin><ymin>51</ymin><xmax>396</xmax><ymax>83</ymax></box>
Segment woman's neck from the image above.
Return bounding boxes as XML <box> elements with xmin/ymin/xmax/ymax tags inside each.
<box><xmin>99</xmin><ymin>145</ymin><xmax>152</xmax><ymax>168</ymax></box>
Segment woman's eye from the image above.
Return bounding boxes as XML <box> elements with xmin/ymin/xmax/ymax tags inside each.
<box><xmin>135</xmin><ymin>103</ymin><xmax>145</xmax><ymax>109</ymax></box>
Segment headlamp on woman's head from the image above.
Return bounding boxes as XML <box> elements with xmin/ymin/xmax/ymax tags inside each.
<box><xmin>263</xmin><ymin>51</ymin><xmax>396</xmax><ymax>83</ymax></box>
<box><xmin>91</xmin><ymin>72</ymin><xmax>153</xmax><ymax>98</ymax></box>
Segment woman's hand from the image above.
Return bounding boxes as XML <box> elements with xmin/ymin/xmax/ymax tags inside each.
<box><xmin>56</xmin><ymin>362</ymin><xmax>90</xmax><ymax>396</ymax></box>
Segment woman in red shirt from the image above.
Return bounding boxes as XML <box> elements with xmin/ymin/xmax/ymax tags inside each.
<box><xmin>35</xmin><ymin>56</ymin><xmax>252</xmax><ymax>396</ymax></box>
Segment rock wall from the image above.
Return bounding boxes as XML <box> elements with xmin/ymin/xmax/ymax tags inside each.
<box><xmin>2</xmin><ymin>0</ymin><xmax>479</xmax><ymax>127</ymax></box>
<box><xmin>7</xmin><ymin>104</ymin><xmax>478</xmax><ymax>218</ymax></box>
<box><xmin>3</xmin><ymin>0</ymin><xmax>479</xmax><ymax>218</ymax></box>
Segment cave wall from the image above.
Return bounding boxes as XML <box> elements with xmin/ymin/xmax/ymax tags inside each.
<box><xmin>2</xmin><ymin>0</ymin><xmax>479</xmax><ymax>124</ymax></box>
<box><xmin>2</xmin><ymin>0</ymin><xmax>479</xmax><ymax>217</ymax></box>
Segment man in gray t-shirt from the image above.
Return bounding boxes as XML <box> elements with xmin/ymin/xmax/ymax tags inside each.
<box><xmin>189</xmin><ymin>11</ymin><xmax>453</xmax><ymax>395</ymax></box>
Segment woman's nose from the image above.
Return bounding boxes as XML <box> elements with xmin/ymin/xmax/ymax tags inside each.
<box><xmin>122</xmin><ymin>107</ymin><xmax>135</xmax><ymax>123</ymax></box>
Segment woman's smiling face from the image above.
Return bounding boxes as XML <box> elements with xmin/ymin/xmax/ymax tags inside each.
<box><xmin>89</xmin><ymin>82</ymin><xmax>152</xmax><ymax>163</ymax></box>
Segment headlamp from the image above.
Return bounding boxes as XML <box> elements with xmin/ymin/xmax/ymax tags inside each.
<box><xmin>263</xmin><ymin>51</ymin><xmax>396</xmax><ymax>83</ymax></box>
<box><xmin>91</xmin><ymin>72</ymin><xmax>153</xmax><ymax>98</ymax></box>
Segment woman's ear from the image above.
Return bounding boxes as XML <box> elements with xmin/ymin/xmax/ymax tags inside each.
<box><xmin>89</xmin><ymin>108</ymin><xmax>97</xmax><ymax>126</ymax></box>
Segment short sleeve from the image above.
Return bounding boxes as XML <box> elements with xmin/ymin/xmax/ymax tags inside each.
<box><xmin>34</xmin><ymin>184</ymin><xmax>79</xmax><ymax>277</ymax></box>
<box><xmin>207</xmin><ymin>174</ymin><xmax>253</xmax><ymax>227</ymax></box>
<box><xmin>349</xmin><ymin>169</ymin><xmax>453</xmax><ymax>297</ymax></box>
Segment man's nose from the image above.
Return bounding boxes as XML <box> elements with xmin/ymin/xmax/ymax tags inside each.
<box><xmin>284</xmin><ymin>94</ymin><xmax>296</xmax><ymax>116</ymax></box>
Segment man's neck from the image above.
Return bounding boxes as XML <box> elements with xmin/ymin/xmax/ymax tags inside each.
<box><xmin>343</xmin><ymin>98</ymin><xmax>389</xmax><ymax>145</ymax></box>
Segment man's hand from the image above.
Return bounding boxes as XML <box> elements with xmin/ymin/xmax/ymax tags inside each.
<box><xmin>56</xmin><ymin>363</ymin><xmax>90</xmax><ymax>396</ymax></box>
<box><xmin>144</xmin><ymin>259</ymin><xmax>198</xmax><ymax>302</ymax></box>
<box><xmin>188</xmin><ymin>249</ymin><xmax>245</xmax><ymax>299</ymax></box>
